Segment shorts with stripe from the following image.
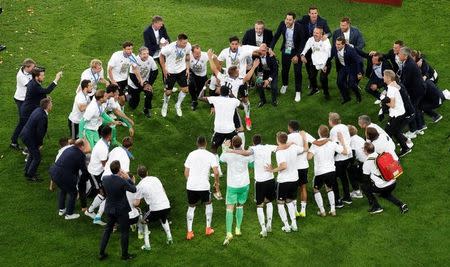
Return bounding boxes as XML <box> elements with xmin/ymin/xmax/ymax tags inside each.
<box><xmin>90</xmin><ymin>173</ymin><xmax>103</xmax><ymax>190</ymax></box>
<box><xmin>276</xmin><ymin>181</ymin><xmax>298</xmax><ymax>201</ymax></box>
<box><xmin>165</xmin><ymin>70</ymin><xmax>188</xmax><ymax>89</ymax></box>
<box><xmin>117</xmin><ymin>80</ymin><xmax>128</xmax><ymax>96</ymax></box>
<box><xmin>144</xmin><ymin>208</ymin><xmax>170</xmax><ymax>224</ymax></box>
<box><xmin>313</xmin><ymin>171</ymin><xmax>335</xmax><ymax>190</ymax></box>
<box><xmin>211</xmin><ymin>131</ymin><xmax>237</xmax><ymax>150</ymax></box>
<box><xmin>255</xmin><ymin>179</ymin><xmax>276</xmax><ymax>205</ymax></box>
<box><xmin>297</xmin><ymin>168</ymin><xmax>308</xmax><ymax>186</ymax></box>
<box><xmin>187</xmin><ymin>190</ymin><xmax>211</xmax><ymax>205</ymax></box>
<box><xmin>233</xmin><ymin>109</ymin><xmax>243</xmax><ymax>129</ymax></box>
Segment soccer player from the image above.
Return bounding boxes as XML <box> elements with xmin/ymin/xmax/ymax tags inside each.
<box><xmin>78</xmin><ymin>89</ymin><xmax>109</xmax><ymax>149</ymax></box>
<box><xmin>220</xmin><ymin>136</ymin><xmax>253</xmax><ymax>245</ymax></box>
<box><xmin>127</xmin><ymin>46</ymin><xmax>158</xmax><ymax>118</ymax></box>
<box><xmin>348</xmin><ymin>125</ymin><xmax>366</xmax><ymax>199</ymax></box>
<box><xmin>266</xmin><ymin>132</ymin><xmax>306</xmax><ymax>232</ymax></box>
<box><xmin>134</xmin><ymin>165</ymin><xmax>173</xmax><ymax>245</ymax></box>
<box><xmin>184</xmin><ymin>136</ymin><xmax>220</xmax><ymax>240</ymax></box>
<box><xmin>307</xmin><ymin>125</ymin><xmax>348</xmax><ymax>217</ymax></box>
<box><xmin>103</xmin><ymin>85</ymin><xmax>135</xmax><ymax>143</ymax></box>
<box><xmin>68</xmin><ymin>80</ymin><xmax>92</xmax><ymax>139</ymax></box>
<box><xmin>287</xmin><ymin>120</ymin><xmax>315</xmax><ymax>217</ymax></box>
<box><xmin>78</xmin><ymin>59</ymin><xmax>109</xmax><ymax>96</ymax></box>
<box><xmin>107</xmin><ymin>41</ymin><xmax>142</xmax><ymax>108</ymax></box>
<box><xmin>159</xmin><ymin>33</ymin><xmax>192</xmax><ymax>117</ymax></box>
<box><xmin>189</xmin><ymin>44</ymin><xmax>209</xmax><ymax>111</ymax></box>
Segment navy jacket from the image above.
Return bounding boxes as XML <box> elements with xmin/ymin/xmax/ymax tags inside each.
<box><xmin>50</xmin><ymin>146</ymin><xmax>88</xmax><ymax>188</ymax></box>
<box><xmin>271</xmin><ymin>21</ymin><xmax>306</xmax><ymax>56</ymax></box>
<box><xmin>242</xmin><ymin>28</ymin><xmax>273</xmax><ymax>46</ymax></box>
<box><xmin>297</xmin><ymin>15</ymin><xmax>331</xmax><ymax>38</ymax></box>
<box><xmin>419</xmin><ymin>58</ymin><xmax>436</xmax><ymax>80</ymax></box>
<box><xmin>103</xmin><ymin>174</ymin><xmax>136</xmax><ymax>216</ymax></box>
<box><xmin>331</xmin><ymin>44</ymin><xmax>363</xmax><ymax>75</ymax></box>
<box><xmin>332</xmin><ymin>27</ymin><xmax>365</xmax><ymax>50</ymax></box>
<box><xmin>253</xmin><ymin>53</ymin><xmax>278</xmax><ymax>80</ymax></box>
<box><xmin>357</xmin><ymin>50</ymin><xmax>393</xmax><ymax>80</ymax></box>
<box><xmin>385</xmin><ymin>49</ymin><xmax>401</xmax><ymax>73</ymax></box>
<box><xmin>422</xmin><ymin>80</ymin><xmax>444</xmax><ymax>106</ymax></box>
<box><xmin>21</xmin><ymin>79</ymin><xmax>56</xmax><ymax>118</ymax></box>
<box><xmin>19</xmin><ymin>107</ymin><xmax>48</xmax><ymax>147</ymax></box>
<box><xmin>143</xmin><ymin>25</ymin><xmax>171</xmax><ymax>58</ymax></box>
<box><xmin>400</xmin><ymin>57</ymin><xmax>425</xmax><ymax>101</ymax></box>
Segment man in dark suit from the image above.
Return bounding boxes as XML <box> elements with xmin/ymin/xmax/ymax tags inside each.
<box><xmin>420</xmin><ymin>80</ymin><xmax>445</xmax><ymax>122</ymax></box>
<box><xmin>331</xmin><ymin>37</ymin><xmax>363</xmax><ymax>104</ymax></box>
<box><xmin>49</xmin><ymin>139</ymin><xmax>89</xmax><ymax>219</ymax></box>
<box><xmin>143</xmin><ymin>15</ymin><xmax>171</xmax><ymax>64</ymax></box>
<box><xmin>11</xmin><ymin>67</ymin><xmax>62</xmax><ymax>149</ymax></box>
<box><xmin>20</xmin><ymin>98</ymin><xmax>52</xmax><ymax>182</ymax></box>
<box><xmin>371</xmin><ymin>40</ymin><xmax>404</xmax><ymax>74</ymax></box>
<box><xmin>242</xmin><ymin>20</ymin><xmax>273</xmax><ymax>47</ymax></box>
<box><xmin>297</xmin><ymin>6</ymin><xmax>331</xmax><ymax>38</ymax></box>
<box><xmin>253</xmin><ymin>44</ymin><xmax>279</xmax><ymax>107</ymax></box>
<box><xmin>99</xmin><ymin>160</ymin><xmax>137</xmax><ymax>261</ymax></box>
<box><xmin>270</xmin><ymin>12</ymin><xmax>307</xmax><ymax>102</ymax></box>
<box><xmin>357</xmin><ymin>51</ymin><xmax>393</xmax><ymax>101</ymax></box>
<box><xmin>332</xmin><ymin>17</ymin><xmax>365</xmax><ymax>50</ymax></box>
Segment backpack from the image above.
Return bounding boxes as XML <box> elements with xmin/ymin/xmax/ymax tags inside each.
<box><xmin>371</xmin><ymin>152</ymin><xmax>403</xmax><ymax>181</ymax></box>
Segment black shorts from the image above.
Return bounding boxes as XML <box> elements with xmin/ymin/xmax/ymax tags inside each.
<box><xmin>166</xmin><ymin>70</ymin><xmax>188</xmax><ymax>89</ymax></box>
<box><xmin>144</xmin><ymin>208</ymin><xmax>170</xmax><ymax>224</ymax></box>
<box><xmin>129</xmin><ymin>216</ymin><xmax>139</xmax><ymax>225</ymax></box>
<box><xmin>233</xmin><ymin>109</ymin><xmax>243</xmax><ymax>129</ymax></box>
<box><xmin>187</xmin><ymin>190</ymin><xmax>211</xmax><ymax>205</ymax></box>
<box><xmin>256</xmin><ymin>179</ymin><xmax>276</xmax><ymax>205</ymax></box>
<box><xmin>237</xmin><ymin>84</ymin><xmax>248</xmax><ymax>99</ymax></box>
<box><xmin>90</xmin><ymin>173</ymin><xmax>103</xmax><ymax>190</ymax></box>
<box><xmin>297</xmin><ymin>168</ymin><xmax>308</xmax><ymax>186</ymax></box>
<box><xmin>211</xmin><ymin>131</ymin><xmax>237</xmax><ymax>150</ymax></box>
<box><xmin>276</xmin><ymin>181</ymin><xmax>298</xmax><ymax>201</ymax></box>
<box><xmin>117</xmin><ymin>80</ymin><xmax>128</xmax><ymax>96</ymax></box>
<box><xmin>313</xmin><ymin>171</ymin><xmax>336</xmax><ymax>190</ymax></box>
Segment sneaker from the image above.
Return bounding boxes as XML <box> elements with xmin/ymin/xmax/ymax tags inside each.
<box><xmin>186</xmin><ymin>231</ymin><xmax>195</xmax><ymax>240</ymax></box>
<box><xmin>299</xmin><ymin>211</ymin><xmax>306</xmax><ymax>218</ymax></box>
<box><xmin>400</xmin><ymin>204</ymin><xmax>409</xmax><ymax>214</ymax></box>
<box><xmin>175</xmin><ymin>104</ymin><xmax>182</xmax><ymax>117</ymax></box>
<box><xmin>415</xmin><ymin>130</ymin><xmax>425</xmax><ymax>136</ymax></box>
<box><xmin>419</xmin><ymin>125</ymin><xmax>427</xmax><ymax>131</ymax></box>
<box><xmin>161</xmin><ymin>103</ymin><xmax>168</xmax><ymax>117</ymax></box>
<box><xmin>295</xmin><ymin>211</ymin><xmax>301</xmax><ymax>217</ymax></box>
<box><xmin>235</xmin><ymin>228</ymin><xmax>242</xmax><ymax>236</ymax></box>
<box><xmin>328</xmin><ymin>210</ymin><xmax>337</xmax><ymax>217</ymax></box>
<box><xmin>294</xmin><ymin>92</ymin><xmax>301</xmax><ymax>102</ymax></box>
<box><xmin>350</xmin><ymin>190</ymin><xmax>363</xmax><ymax>199</ymax></box>
<box><xmin>317</xmin><ymin>211</ymin><xmax>326</xmax><ymax>217</ymax></box>
<box><xmin>58</xmin><ymin>209</ymin><xmax>66</xmax><ymax>216</ymax></box>
<box><xmin>213</xmin><ymin>191</ymin><xmax>223</xmax><ymax>200</ymax></box>
<box><xmin>259</xmin><ymin>229</ymin><xmax>267</xmax><ymax>238</ymax></box>
<box><xmin>205</xmin><ymin>227</ymin><xmax>214</xmax><ymax>236</ymax></box>
<box><xmin>374</xmin><ymin>99</ymin><xmax>381</xmax><ymax>105</ymax></box>
<box><xmin>291</xmin><ymin>224</ymin><xmax>298</xmax><ymax>232</ymax></box>
<box><xmin>245</xmin><ymin>117</ymin><xmax>252</xmax><ymax>131</ymax></box>
<box><xmin>406</xmin><ymin>139</ymin><xmax>414</xmax><ymax>149</ymax></box>
<box><xmin>141</xmin><ymin>244</ymin><xmax>151</xmax><ymax>251</ymax></box>
<box><xmin>10</xmin><ymin>143</ymin><xmax>22</xmax><ymax>150</ymax></box>
<box><xmin>93</xmin><ymin>216</ymin><xmax>106</xmax><ymax>226</ymax></box>
<box><xmin>404</xmin><ymin>131</ymin><xmax>417</xmax><ymax>139</ymax></box>
<box><xmin>335</xmin><ymin>200</ymin><xmax>344</xmax><ymax>209</ymax></box>
<box><xmin>65</xmin><ymin>213</ymin><xmax>80</xmax><ymax>220</ymax></box>
<box><xmin>223</xmin><ymin>233</ymin><xmax>233</xmax><ymax>246</ymax></box>
<box><xmin>432</xmin><ymin>114</ymin><xmax>443</xmax><ymax>123</ymax></box>
<box><xmin>369</xmin><ymin>206</ymin><xmax>384</xmax><ymax>214</ymax></box>
<box><xmin>138</xmin><ymin>232</ymin><xmax>144</xmax><ymax>240</ymax></box>
<box><xmin>342</xmin><ymin>198</ymin><xmax>352</xmax><ymax>204</ymax></box>
<box><xmin>281</xmin><ymin>225</ymin><xmax>291</xmax><ymax>233</ymax></box>
<box><xmin>172</xmin><ymin>87</ymin><xmax>178</xmax><ymax>93</ymax></box>
<box><xmin>308</xmin><ymin>88</ymin><xmax>319</xmax><ymax>96</ymax></box>
<box><xmin>266</xmin><ymin>225</ymin><xmax>272</xmax><ymax>233</ymax></box>
<box><xmin>399</xmin><ymin>148</ymin><xmax>412</xmax><ymax>158</ymax></box>
<box><xmin>84</xmin><ymin>210</ymin><xmax>96</xmax><ymax>219</ymax></box>
<box><xmin>280</xmin><ymin>85</ymin><xmax>287</xmax><ymax>94</ymax></box>
<box><xmin>166</xmin><ymin>236</ymin><xmax>173</xmax><ymax>245</ymax></box>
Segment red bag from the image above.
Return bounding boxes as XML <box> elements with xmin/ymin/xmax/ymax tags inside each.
<box><xmin>375</xmin><ymin>152</ymin><xmax>403</xmax><ymax>181</ymax></box>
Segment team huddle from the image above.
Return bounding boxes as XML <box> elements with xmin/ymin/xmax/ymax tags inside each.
<box><xmin>9</xmin><ymin>6</ymin><xmax>448</xmax><ymax>261</ymax></box>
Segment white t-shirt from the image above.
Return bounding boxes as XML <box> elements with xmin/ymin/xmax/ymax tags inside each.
<box><xmin>372</xmin><ymin>135</ymin><xmax>399</xmax><ymax>161</ymax></box>
<box><xmin>207</xmin><ymin>96</ymin><xmax>240</xmax><ymax>133</ymax></box>
<box><xmin>136</xmin><ymin>176</ymin><xmax>171</xmax><ymax>211</ymax></box>
<box><xmin>367</xmin><ymin>123</ymin><xmax>388</xmax><ymax>138</ymax></box>
<box><xmin>330</xmin><ymin>124</ymin><xmax>353</xmax><ymax>161</ymax></box>
<box><xmin>68</xmin><ymin>91</ymin><xmax>91</xmax><ymax>123</ymax></box>
<box><xmin>275</xmin><ymin>145</ymin><xmax>303</xmax><ymax>183</ymax></box>
<box><xmin>309</xmin><ymin>139</ymin><xmax>344</xmax><ymax>176</ymax></box>
<box><xmin>363</xmin><ymin>152</ymin><xmax>396</xmax><ymax>188</ymax></box>
<box><xmin>127</xmin><ymin>56</ymin><xmax>158</xmax><ymax>89</ymax></box>
<box><xmin>126</xmin><ymin>191</ymin><xmax>140</xmax><ymax>219</ymax></box>
<box><xmin>79</xmin><ymin>67</ymin><xmax>105</xmax><ymax>96</ymax></box>
<box><xmin>102</xmin><ymin>147</ymin><xmax>130</xmax><ymax>178</ymax></box>
<box><xmin>190</xmin><ymin>51</ymin><xmax>209</xmax><ymax>77</ymax></box>
<box><xmin>287</xmin><ymin>132</ymin><xmax>316</xmax><ymax>170</ymax></box>
<box><xmin>220</xmin><ymin>152</ymin><xmax>253</xmax><ymax>188</ymax></box>
<box><xmin>107</xmin><ymin>51</ymin><xmax>138</xmax><ymax>82</ymax></box>
<box><xmin>249</xmin><ymin>144</ymin><xmax>277</xmax><ymax>182</ymax></box>
<box><xmin>104</xmin><ymin>98</ymin><xmax>120</xmax><ymax>113</ymax></box>
<box><xmin>14</xmin><ymin>69</ymin><xmax>32</xmax><ymax>101</ymax></box>
<box><xmin>216</xmin><ymin>72</ymin><xmax>244</xmax><ymax>98</ymax></box>
<box><xmin>83</xmin><ymin>100</ymin><xmax>103</xmax><ymax>131</ymax></box>
<box><xmin>386</xmin><ymin>84</ymin><xmax>405</xmax><ymax>117</ymax></box>
<box><xmin>160</xmin><ymin>42</ymin><xmax>192</xmax><ymax>74</ymax></box>
<box><xmin>350</xmin><ymin>135</ymin><xmax>367</xmax><ymax>163</ymax></box>
<box><xmin>301</xmin><ymin>37</ymin><xmax>331</xmax><ymax>70</ymax></box>
<box><xmin>87</xmin><ymin>139</ymin><xmax>109</xmax><ymax>175</ymax></box>
<box><xmin>184</xmin><ymin>148</ymin><xmax>219</xmax><ymax>191</ymax></box>
<box><xmin>217</xmin><ymin>45</ymin><xmax>259</xmax><ymax>77</ymax></box>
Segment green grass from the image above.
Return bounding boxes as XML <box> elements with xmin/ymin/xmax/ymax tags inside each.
<box><xmin>0</xmin><ymin>0</ymin><xmax>449</xmax><ymax>266</ymax></box>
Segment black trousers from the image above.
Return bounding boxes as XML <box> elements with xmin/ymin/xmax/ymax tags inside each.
<box><xmin>421</xmin><ymin>100</ymin><xmax>442</xmax><ymax>119</ymax></box>
<box><xmin>57</xmin><ymin>182</ymin><xmax>77</xmax><ymax>215</ymax></box>
<box><xmin>365</xmin><ymin>78</ymin><xmax>385</xmax><ymax>100</ymax></box>
<box><xmin>77</xmin><ymin>172</ymin><xmax>90</xmax><ymax>209</ymax></box>
<box><xmin>99</xmin><ymin>212</ymin><xmax>130</xmax><ymax>257</ymax></box>
<box><xmin>307</xmin><ymin>60</ymin><xmax>331</xmax><ymax>96</ymax></box>
<box><xmin>408</xmin><ymin>96</ymin><xmax>425</xmax><ymax>131</ymax></box>
<box><xmin>23</xmin><ymin>140</ymin><xmax>40</xmax><ymax>177</ymax></box>
<box><xmin>128</xmin><ymin>87</ymin><xmax>153</xmax><ymax>111</ymax></box>
<box><xmin>11</xmin><ymin>115</ymin><xmax>28</xmax><ymax>144</ymax></box>
<box><xmin>68</xmin><ymin>119</ymin><xmax>79</xmax><ymax>140</ymax></box>
<box><xmin>333</xmin><ymin>158</ymin><xmax>352</xmax><ymax>201</ymax></box>
<box><xmin>347</xmin><ymin>160</ymin><xmax>363</xmax><ymax>191</ymax></box>
<box><xmin>336</xmin><ymin>67</ymin><xmax>361</xmax><ymax>101</ymax></box>
<box><xmin>365</xmin><ymin>182</ymin><xmax>404</xmax><ymax>209</ymax></box>
<box><xmin>281</xmin><ymin>53</ymin><xmax>303</xmax><ymax>93</ymax></box>
<box><xmin>257</xmin><ymin>76</ymin><xmax>278</xmax><ymax>104</ymax></box>
<box><xmin>189</xmin><ymin>73</ymin><xmax>207</xmax><ymax>105</ymax></box>
<box><xmin>385</xmin><ymin>115</ymin><xmax>408</xmax><ymax>151</ymax></box>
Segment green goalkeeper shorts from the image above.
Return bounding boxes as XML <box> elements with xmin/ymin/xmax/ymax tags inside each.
<box><xmin>226</xmin><ymin>185</ymin><xmax>249</xmax><ymax>205</ymax></box>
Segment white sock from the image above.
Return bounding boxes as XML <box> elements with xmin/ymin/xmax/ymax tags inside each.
<box><xmin>327</xmin><ymin>191</ymin><xmax>336</xmax><ymax>212</ymax></box>
<box><xmin>266</xmin><ymin>202</ymin><xmax>273</xmax><ymax>226</ymax></box>
<box><xmin>314</xmin><ymin>192</ymin><xmax>325</xmax><ymax>213</ymax></box>
<box><xmin>88</xmin><ymin>194</ymin><xmax>104</xmax><ymax>213</ymax></box>
<box><xmin>256</xmin><ymin>207</ymin><xmax>266</xmax><ymax>231</ymax></box>
<box><xmin>97</xmin><ymin>199</ymin><xmax>105</xmax><ymax>217</ymax></box>
<box><xmin>300</xmin><ymin>201</ymin><xmax>307</xmax><ymax>213</ymax></box>
<box><xmin>176</xmin><ymin>91</ymin><xmax>186</xmax><ymax>106</ymax></box>
<box><xmin>161</xmin><ymin>220</ymin><xmax>172</xmax><ymax>239</ymax></box>
<box><xmin>205</xmin><ymin>203</ymin><xmax>213</xmax><ymax>228</ymax></box>
<box><xmin>277</xmin><ymin>204</ymin><xmax>289</xmax><ymax>227</ymax></box>
<box><xmin>186</xmin><ymin>206</ymin><xmax>196</xmax><ymax>232</ymax></box>
<box><xmin>144</xmin><ymin>224</ymin><xmax>150</xmax><ymax>247</ymax></box>
<box><xmin>163</xmin><ymin>94</ymin><xmax>170</xmax><ymax>104</ymax></box>
<box><xmin>137</xmin><ymin>216</ymin><xmax>144</xmax><ymax>234</ymax></box>
<box><xmin>286</xmin><ymin>202</ymin><xmax>297</xmax><ymax>222</ymax></box>
<box><xmin>237</xmin><ymin>132</ymin><xmax>245</xmax><ymax>149</ymax></box>
<box><xmin>292</xmin><ymin>199</ymin><xmax>298</xmax><ymax>213</ymax></box>
<box><xmin>243</xmin><ymin>101</ymin><xmax>250</xmax><ymax>118</ymax></box>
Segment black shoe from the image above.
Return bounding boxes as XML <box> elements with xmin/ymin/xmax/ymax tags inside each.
<box><xmin>191</xmin><ymin>101</ymin><xmax>198</xmax><ymax>111</ymax></box>
<box><xmin>121</xmin><ymin>254</ymin><xmax>136</xmax><ymax>260</ymax></box>
<box><xmin>335</xmin><ymin>200</ymin><xmax>344</xmax><ymax>209</ymax></box>
<box><xmin>369</xmin><ymin>206</ymin><xmax>383</xmax><ymax>214</ymax></box>
<box><xmin>98</xmin><ymin>253</ymin><xmax>108</xmax><ymax>260</ymax></box>
<box><xmin>400</xmin><ymin>204</ymin><xmax>409</xmax><ymax>214</ymax></box>
<box><xmin>342</xmin><ymin>198</ymin><xmax>352</xmax><ymax>205</ymax></box>
<box><xmin>10</xmin><ymin>143</ymin><xmax>22</xmax><ymax>150</ymax></box>
<box><xmin>271</xmin><ymin>101</ymin><xmax>278</xmax><ymax>107</ymax></box>
<box><xmin>0</xmin><ymin>45</ymin><xmax>6</xmax><ymax>52</ymax></box>
<box><xmin>143</xmin><ymin>109</ymin><xmax>151</xmax><ymax>118</ymax></box>
<box><xmin>324</xmin><ymin>94</ymin><xmax>330</xmax><ymax>100</ymax></box>
<box><xmin>398</xmin><ymin>148</ymin><xmax>412</xmax><ymax>158</ymax></box>
<box><xmin>341</xmin><ymin>99</ymin><xmax>351</xmax><ymax>105</ymax></box>
<box><xmin>308</xmin><ymin>88</ymin><xmax>319</xmax><ymax>96</ymax></box>
<box><xmin>257</xmin><ymin>102</ymin><xmax>266</xmax><ymax>108</ymax></box>
<box><xmin>27</xmin><ymin>176</ymin><xmax>43</xmax><ymax>182</ymax></box>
